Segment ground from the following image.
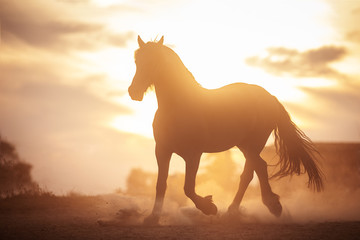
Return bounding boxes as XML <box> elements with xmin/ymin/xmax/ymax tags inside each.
<box><xmin>0</xmin><ymin>194</ymin><xmax>359</xmax><ymax>240</ymax></box>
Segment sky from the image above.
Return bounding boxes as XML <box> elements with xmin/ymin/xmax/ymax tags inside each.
<box><xmin>0</xmin><ymin>0</ymin><xmax>360</xmax><ymax>195</ymax></box>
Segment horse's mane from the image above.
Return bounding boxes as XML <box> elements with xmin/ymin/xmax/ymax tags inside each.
<box><xmin>135</xmin><ymin>42</ymin><xmax>201</xmax><ymax>89</ymax></box>
<box><xmin>162</xmin><ymin>46</ymin><xmax>203</xmax><ymax>90</ymax></box>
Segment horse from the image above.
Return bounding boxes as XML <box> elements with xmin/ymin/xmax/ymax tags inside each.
<box><xmin>128</xmin><ymin>36</ymin><xmax>323</xmax><ymax>225</ymax></box>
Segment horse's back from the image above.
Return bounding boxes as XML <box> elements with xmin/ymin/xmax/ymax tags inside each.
<box><xmin>206</xmin><ymin>83</ymin><xmax>278</xmax><ymax>122</ymax></box>
<box><xmin>210</xmin><ymin>82</ymin><xmax>274</xmax><ymax>104</ymax></box>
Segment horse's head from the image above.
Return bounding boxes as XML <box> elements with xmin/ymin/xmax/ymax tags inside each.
<box><xmin>128</xmin><ymin>35</ymin><xmax>164</xmax><ymax>101</ymax></box>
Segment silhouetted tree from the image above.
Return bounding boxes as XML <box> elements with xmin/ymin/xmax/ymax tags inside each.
<box><xmin>0</xmin><ymin>136</ymin><xmax>37</xmax><ymax>198</ymax></box>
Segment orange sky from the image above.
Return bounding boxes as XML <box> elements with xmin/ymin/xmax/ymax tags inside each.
<box><xmin>0</xmin><ymin>0</ymin><xmax>359</xmax><ymax>194</ymax></box>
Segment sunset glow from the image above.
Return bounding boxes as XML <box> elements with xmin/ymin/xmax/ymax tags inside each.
<box><xmin>99</xmin><ymin>0</ymin><xmax>340</xmax><ymax>138</ymax></box>
<box><xmin>1</xmin><ymin>0</ymin><xmax>359</xmax><ymax>195</ymax></box>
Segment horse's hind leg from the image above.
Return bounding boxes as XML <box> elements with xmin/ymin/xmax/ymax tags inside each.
<box><xmin>246</xmin><ymin>151</ymin><xmax>282</xmax><ymax>217</ymax></box>
<box><xmin>143</xmin><ymin>145</ymin><xmax>172</xmax><ymax>225</ymax></box>
<box><xmin>228</xmin><ymin>159</ymin><xmax>254</xmax><ymax>214</ymax></box>
<box><xmin>184</xmin><ymin>153</ymin><xmax>217</xmax><ymax>215</ymax></box>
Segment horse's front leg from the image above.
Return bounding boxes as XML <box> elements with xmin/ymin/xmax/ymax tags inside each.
<box><xmin>184</xmin><ymin>153</ymin><xmax>217</xmax><ymax>215</ymax></box>
<box><xmin>143</xmin><ymin>145</ymin><xmax>172</xmax><ymax>225</ymax></box>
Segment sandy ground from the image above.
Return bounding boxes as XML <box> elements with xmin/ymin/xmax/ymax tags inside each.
<box><xmin>2</xmin><ymin>219</ymin><xmax>360</xmax><ymax>240</ymax></box>
<box><xmin>1</xmin><ymin>194</ymin><xmax>360</xmax><ymax>240</ymax></box>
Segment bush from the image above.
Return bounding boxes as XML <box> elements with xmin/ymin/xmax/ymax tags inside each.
<box><xmin>0</xmin><ymin>136</ymin><xmax>39</xmax><ymax>198</ymax></box>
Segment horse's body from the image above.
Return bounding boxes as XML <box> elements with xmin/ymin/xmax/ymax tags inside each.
<box><xmin>129</xmin><ymin>36</ymin><xmax>323</xmax><ymax>225</ymax></box>
<box><xmin>154</xmin><ymin>83</ymin><xmax>277</xmax><ymax>155</ymax></box>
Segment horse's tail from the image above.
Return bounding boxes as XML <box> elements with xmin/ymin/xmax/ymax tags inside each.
<box><xmin>272</xmin><ymin>101</ymin><xmax>324</xmax><ymax>192</ymax></box>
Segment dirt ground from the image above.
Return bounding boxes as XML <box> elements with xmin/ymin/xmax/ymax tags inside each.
<box><xmin>2</xmin><ymin>219</ymin><xmax>360</xmax><ymax>240</ymax></box>
<box><xmin>0</xmin><ymin>194</ymin><xmax>359</xmax><ymax>240</ymax></box>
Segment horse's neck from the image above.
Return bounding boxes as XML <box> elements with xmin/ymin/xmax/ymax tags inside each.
<box><xmin>155</xmin><ymin>73</ymin><xmax>204</xmax><ymax>111</ymax></box>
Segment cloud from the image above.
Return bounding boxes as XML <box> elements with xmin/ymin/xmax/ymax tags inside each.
<box><xmin>286</xmin><ymin>85</ymin><xmax>360</xmax><ymax>123</ymax></box>
<box><xmin>352</xmin><ymin>7</ymin><xmax>360</xmax><ymax>14</ymax></box>
<box><xmin>343</xmin><ymin>9</ymin><xmax>360</xmax><ymax>44</ymax></box>
<box><xmin>246</xmin><ymin>46</ymin><xmax>347</xmax><ymax>80</ymax></box>
<box><xmin>286</xmin><ymin>84</ymin><xmax>360</xmax><ymax>142</ymax></box>
<box><xmin>325</xmin><ymin>1</ymin><xmax>360</xmax><ymax>47</ymax></box>
<box><xmin>106</xmin><ymin>32</ymin><xmax>136</xmax><ymax>47</ymax></box>
<box><xmin>0</xmin><ymin>81</ymin><xmax>131</xmax><ymax>135</ymax></box>
<box><xmin>346</xmin><ymin>31</ymin><xmax>360</xmax><ymax>43</ymax></box>
<box><xmin>300</xmin><ymin>85</ymin><xmax>360</xmax><ymax>112</ymax></box>
<box><xmin>0</xmin><ymin>0</ymin><xmax>134</xmax><ymax>50</ymax></box>
<box><xmin>0</xmin><ymin>57</ymin><xmax>131</xmax><ymax>135</ymax></box>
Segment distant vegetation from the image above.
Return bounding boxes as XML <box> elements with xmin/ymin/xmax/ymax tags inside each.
<box><xmin>0</xmin><ymin>136</ymin><xmax>44</xmax><ymax>198</ymax></box>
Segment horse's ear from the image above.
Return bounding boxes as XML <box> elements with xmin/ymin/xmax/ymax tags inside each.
<box><xmin>158</xmin><ymin>36</ymin><xmax>164</xmax><ymax>45</ymax></box>
<box><xmin>138</xmin><ymin>35</ymin><xmax>145</xmax><ymax>48</ymax></box>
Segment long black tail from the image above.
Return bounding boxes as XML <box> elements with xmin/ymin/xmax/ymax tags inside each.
<box><xmin>273</xmin><ymin>101</ymin><xmax>324</xmax><ymax>191</ymax></box>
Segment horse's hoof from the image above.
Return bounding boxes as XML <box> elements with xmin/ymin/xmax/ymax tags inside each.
<box><xmin>195</xmin><ymin>195</ymin><xmax>218</xmax><ymax>215</ymax></box>
<box><xmin>263</xmin><ymin>193</ymin><xmax>282</xmax><ymax>217</ymax></box>
<box><xmin>227</xmin><ymin>204</ymin><xmax>240</xmax><ymax>215</ymax></box>
<box><xmin>222</xmin><ymin>206</ymin><xmax>247</xmax><ymax>223</ymax></box>
<box><xmin>143</xmin><ymin>214</ymin><xmax>160</xmax><ymax>226</ymax></box>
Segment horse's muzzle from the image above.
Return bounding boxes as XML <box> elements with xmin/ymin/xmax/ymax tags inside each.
<box><xmin>128</xmin><ymin>85</ymin><xmax>144</xmax><ymax>101</ymax></box>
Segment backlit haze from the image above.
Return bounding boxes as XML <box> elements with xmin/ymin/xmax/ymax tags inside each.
<box><xmin>0</xmin><ymin>0</ymin><xmax>359</xmax><ymax>194</ymax></box>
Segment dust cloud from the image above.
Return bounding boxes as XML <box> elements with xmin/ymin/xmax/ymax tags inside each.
<box><xmin>113</xmin><ymin>143</ymin><xmax>360</xmax><ymax>225</ymax></box>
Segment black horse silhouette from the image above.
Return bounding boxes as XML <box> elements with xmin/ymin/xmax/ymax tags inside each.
<box><xmin>128</xmin><ymin>36</ymin><xmax>323</xmax><ymax>225</ymax></box>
